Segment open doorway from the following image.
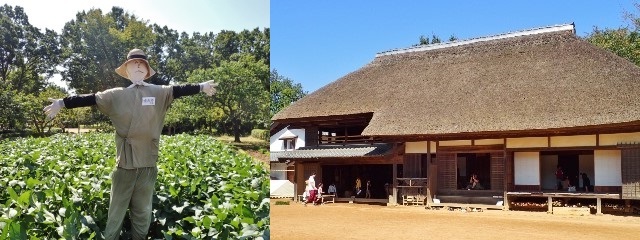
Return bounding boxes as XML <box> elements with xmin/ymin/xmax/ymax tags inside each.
<box><xmin>321</xmin><ymin>164</ymin><xmax>393</xmax><ymax>199</ymax></box>
<box><xmin>540</xmin><ymin>150</ymin><xmax>594</xmax><ymax>191</ymax></box>
<box><xmin>457</xmin><ymin>153</ymin><xmax>491</xmax><ymax>190</ymax></box>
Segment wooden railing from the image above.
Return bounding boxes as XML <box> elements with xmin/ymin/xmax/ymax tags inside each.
<box><xmin>319</xmin><ymin>135</ymin><xmax>381</xmax><ymax>145</ymax></box>
<box><xmin>396</xmin><ymin>178</ymin><xmax>428</xmax><ymax>188</ymax></box>
<box><xmin>397</xmin><ymin>178</ymin><xmax>429</xmax><ymax>204</ymax></box>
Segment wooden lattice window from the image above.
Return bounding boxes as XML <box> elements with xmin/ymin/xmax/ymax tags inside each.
<box><xmin>620</xmin><ymin>143</ymin><xmax>640</xmax><ymax>199</ymax></box>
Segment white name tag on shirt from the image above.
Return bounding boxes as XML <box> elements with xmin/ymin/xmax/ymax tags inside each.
<box><xmin>142</xmin><ymin>97</ymin><xmax>156</xmax><ymax>106</ymax></box>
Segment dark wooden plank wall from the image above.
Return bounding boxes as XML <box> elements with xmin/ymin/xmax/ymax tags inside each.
<box><xmin>403</xmin><ymin>153</ymin><xmax>422</xmax><ymax>178</ymax></box>
<box><xmin>490</xmin><ymin>151</ymin><xmax>505</xmax><ymax>191</ymax></box>
<box><xmin>437</xmin><ymin>152</ymin><xmax>457</xmax><ymax>190</ymax></box>
<box><xmin>505</xmin><ymin>152</ymin><xmax>514</xmax><ymax>191</ymax></box>
<box><xmin>305</xmin><ymin>127</ymin><xmax>318</xmax><ymax>146</ymax></box>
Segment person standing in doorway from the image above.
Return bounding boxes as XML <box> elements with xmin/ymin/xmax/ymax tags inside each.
<box><xmin>355</xmin><ymin>177</ymin><xmax>362</xmax><ymax>196</ymax></box>
<box><xmin>365</xmin><ymin>180</ymin><xmax>372</xmax><ymax>198</ymax></box>
<box><xmin>581</xmin><ymin>173</ymin><xmax>592</xmax><ymax>192</ymax></box>
<box><xmin>555</xmin><ymin>165</ymin><xmax>564</xmax><ymax>190</ymax></box>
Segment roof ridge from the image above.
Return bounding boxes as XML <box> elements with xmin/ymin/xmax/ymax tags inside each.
<box><xmin>376</xmin><ymin>23</ymin><xmax>575</xmax><ymax>57</ymax></box>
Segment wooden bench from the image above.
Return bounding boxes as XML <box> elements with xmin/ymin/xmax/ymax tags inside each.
<box><xmin>321</xmin><ymin>194</ymin><xmax>336</xmax><ymax>204</ymax></box>
<box><xmin>403</xmin><ymin>194</ymin><xmax>426</xmax><ymax>206</ymax></box>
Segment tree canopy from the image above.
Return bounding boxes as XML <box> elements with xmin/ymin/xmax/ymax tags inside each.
<box><xmin>585</xmin><ymin>3</ymin><xmax>640</xmax><ymax>69</ymax></box>
<box><xmin>0</xmin><ymin>4</ymin><xmax>269</xmax><ymax>141</ymax></box>
<box><xmin>270</xmin><ymin>69</ymin><xmax>306</xmax><ymax>120</ymax></box>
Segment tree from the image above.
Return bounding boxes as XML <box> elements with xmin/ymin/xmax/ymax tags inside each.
<box><xmin>418</xmin><ymin>35</ymin><xmax>429</xmax><ymax>45</ymax></box>
<box><xmin>15</xmin><ymin>86</ymin><xmax>67</xmax><ymax>135</ymax></box>
<box><xmin>60</xmin><ymin>7</ymin><xmax>155</xmax><ymax>93</ymax></box>
<box><xmin>191</xmin><ymin>54</ymin><xmax>268</xmax><ymax>142</ymax></box>
<box><xmin>0</xmin><ymin>4</ymin><xmax>61</xmax><ymax>94</ymax></box>
<box><xmin>586</xmin><ymin>27</ymin><xmax>640</xmax><ymax>66</ymax></box>
<box><xmin>149</xmin><ymin>24</ymin><xmax>184</xmax><ymax>85</ymax></box>
<box><xmin>0</xmin><ymin>86</ymin><xmax>24</xmax><ymax>131</ymax></box>
<box><xmin>270</xmin><ymin>69</ymin><xmax>306</xmax><ymax>119</ymax></box>
<box><xmin>585</xmin><ymin>3</ymin><xmax>640</xmax><ymax>66</ymax></box>
<box><xmin>239</xmin><ymin>28</ymin><xmax>270</xmax><ymax>89</ymax></box>
<box><xmin>416</xmin><ymin>33</ymin><xmax>451</xmax><ymax>46</ymax></box>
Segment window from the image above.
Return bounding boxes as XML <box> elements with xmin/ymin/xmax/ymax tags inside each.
<box><xmin>284</xmin><ymin>138</ymin><xmax>296</xmax><ymax>150</ymax></box>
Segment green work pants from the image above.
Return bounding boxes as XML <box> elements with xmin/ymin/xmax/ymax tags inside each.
<box><xmin>104</xmin><ymin>167</ymin><xmax>158</xmax><ymax>240</ymax></box>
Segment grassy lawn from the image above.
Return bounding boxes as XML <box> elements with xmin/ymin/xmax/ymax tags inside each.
<box><xmin>214</xmin><ymin>135</ymin><xmax>269</xmax><ymax>168</ymax></box>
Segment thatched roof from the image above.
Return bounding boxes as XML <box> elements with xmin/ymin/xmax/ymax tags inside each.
<box><xmin>272</xmin><ymin>24</ymin><xmax>640</xmax><ymax>137</ymax></box>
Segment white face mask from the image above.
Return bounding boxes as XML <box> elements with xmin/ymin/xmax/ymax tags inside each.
<box><xmin>125</xmin><ymin>59</ymin><xmax>149</xmax><ymax>84</ymax></box>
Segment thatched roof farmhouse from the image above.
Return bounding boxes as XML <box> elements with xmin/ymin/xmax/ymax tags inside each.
<box><xmin>272</xmin><ymin>24</ymin><xmax>640</xmax><ymax>213</ymax></box>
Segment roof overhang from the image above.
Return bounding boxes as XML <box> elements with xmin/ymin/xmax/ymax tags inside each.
<box><xmin>274</xmin><ymin>143</ymin><xmax>393</xmax><ymax>161</ymax></box>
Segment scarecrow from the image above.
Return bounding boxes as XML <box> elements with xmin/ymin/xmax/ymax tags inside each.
<box><xmin>43</xmin><ymin>49</ymin><xmax>217</xmax><ymax>239</ymax></box>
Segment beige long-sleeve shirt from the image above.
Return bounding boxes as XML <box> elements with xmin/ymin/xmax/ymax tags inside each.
<box><xmin>95</xmin><ymin>85</ymin><xmax>173</xmax><ymax>169</ymax></box>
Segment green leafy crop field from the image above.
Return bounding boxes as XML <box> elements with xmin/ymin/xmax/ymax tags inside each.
<box><xmin>0</xmin><ymin>133</ymin><xmax>270</xmax><ymax>239</ymax></box>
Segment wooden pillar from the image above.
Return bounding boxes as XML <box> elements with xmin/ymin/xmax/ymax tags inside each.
<box><xmin>547</xmin><ymin>196</ymin><xmax>553</xmax><ymax>214</ymax></box>
<box><xmin>293</xmin><ymin>162</ymin><xmax>298</xmax><ymax>202</ymax></box>
<box><xmin>296</xmin><ymin>162</ymin><xmax>305</xmax><ymax>201</ymax></box>
<box><xmin>390</xmin><ymin>163</ymin><xmax>398</xmax><ymax>206</ymax></box>
<box><xmin>503</xmin><ymin>192</ymin><xmax>510</xmax><ymax>211</ymax></box>
<box><xmin>596</xmin><ymin>197</ymin><xmax>602</xmax><ymax>215</ymax></box>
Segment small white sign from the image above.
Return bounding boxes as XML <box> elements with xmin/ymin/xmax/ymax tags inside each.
<box><xmin>142</xmin><ymin>97</ymin><xmax>156</xmax><ymax>106</ymax></box>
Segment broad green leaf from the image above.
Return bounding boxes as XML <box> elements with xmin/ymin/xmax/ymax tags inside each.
<box><xmin>7</xmin><ymin>187</ymin><xmax>18</xmax><ymax>202</ymax></box>
<box><xmin>26</xmin><ymin>178</ymin><xmax>42</xmax><ymax>188</ymax></box>
<box><xmin>18</xmin><ymin>190</ymin><xmax>32</xmax><ymax>207</ymax></box>
<box><xmin>202</xmin><ymin>216</ymin><xmax>213</xmax><ymax>228</ymax></box>
<box><xmin>8</xmin><ymin>221</ymin><xmax>28</xmax><ymax>239</ymax></box>
<box><xmin>183</xmin><ymin>216</ymin><xmax>196</xmax><ymax>224</ymax></box>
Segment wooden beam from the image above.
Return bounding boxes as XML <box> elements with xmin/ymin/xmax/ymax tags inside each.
<box><xmin>288</xmin><ymin>157</ymin><xmax>400</xmax><ymax>165</ymax></box>
<box><xmin>372</xmin><ymin>121</ymin><xmax>640</xmax><ymax>142</ymax></box>
<box><xmin>437</xmin><ymin>144</ymin><xmax>504</xmax><ymax>152</ymax></box>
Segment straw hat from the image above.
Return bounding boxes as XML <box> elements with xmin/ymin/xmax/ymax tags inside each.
<box><xmin>114</xmin><ymin>49</ymin><xmax>156</xmax><ymax>80</ymax></box>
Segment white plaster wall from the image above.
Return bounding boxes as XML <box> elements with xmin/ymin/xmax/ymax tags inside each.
<box><xmin>270</xmin><ymin>128</ymin><xmax>306</xmax><ymax>151</ymax></box>
<box><xmin>540</xmin><ymin>154</ymin><xmax>558</xmax><ymax>190</ymax></box>
<box><xmin>270</xmin><ymin>162</ymin><xmax>288</xmax><ymax>180</ymax></box>
<box><xmin>439</xmin><ymin>140</ymin><xmax>472</xmax><ymax>146</ymax></box>
<box><xmin>550</xmin><ymin>135</ymin><xmax>596</xmax><ymax>147</ymax></box>
<box><xmin>599</xmin><ymin>132</ymin><xmax>640</xmax><ymax>146</ymax></box>
<box><xmin>507</xmin><ymin>137</ymin><xmax>547</xmax><ymax>148</ymax></box>
<box><xmin>594</xmin><ymin>150</ymin><xmax>622</xmax><ymax>186</ymax></box>
<box><xmin>514</xmin><ymin>152</ymin><xmax>540</xmax><ymax>185</ymax></box>
<box><xmin>406</xmin><ymin>141</ymin><xmax>429</xmax><ymax>153</ymax></box>
<box><xmin>475</xmin><ymin>139</ymin><xmax>504</xmax><ymax>145</ymax></box>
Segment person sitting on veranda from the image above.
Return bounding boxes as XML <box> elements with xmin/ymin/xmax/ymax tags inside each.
<box><xmin>328</xmin><ymin>183</ymin><xmax>337</xmax><ymax>196</ymax></box>
<box><xmin>466</xmin><ymin>174</ymin><xmax>484</xmax><ymax>190</ymax></box>
<box><xmin>581</xmin><ymin>173</ymin><xmax>592</xmax><ymax>192</ymax></box>
<box><xmin>561</xmin><ymin>176</ymin><xmax>572</xmax><ymax>191</ymax></box>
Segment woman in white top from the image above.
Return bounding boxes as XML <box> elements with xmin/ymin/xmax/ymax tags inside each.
<box><xmin>305</xmin><ymin>173</ymin><xmax>317</xmax><ymax>205</ymax></box>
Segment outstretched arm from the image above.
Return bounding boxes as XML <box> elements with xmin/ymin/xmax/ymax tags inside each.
<box><xmin>172</xmin><ymin>80</ymin><xmax>218</xmax><ymax>99</ymax></box>
<box><xmin>43</xmin><ymin>94</ymin><xmax>96</xmax><ymax>120</ymax></box>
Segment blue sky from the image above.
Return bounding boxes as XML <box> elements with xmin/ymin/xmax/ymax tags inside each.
<box><xmin>3</xmin><ymin>0</ymin><xmax>270</xmax><ymax>33</ymax></box>
<box><xmin>271</xmin><ymin>0</ymin><xmax>638</xmax><ymax>93</ymax></box>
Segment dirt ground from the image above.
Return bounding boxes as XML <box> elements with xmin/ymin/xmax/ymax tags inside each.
<box><xmin>270</xmin><ymin>199</ymin><xmax>640</xmax><ymax>240</ymax></box>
